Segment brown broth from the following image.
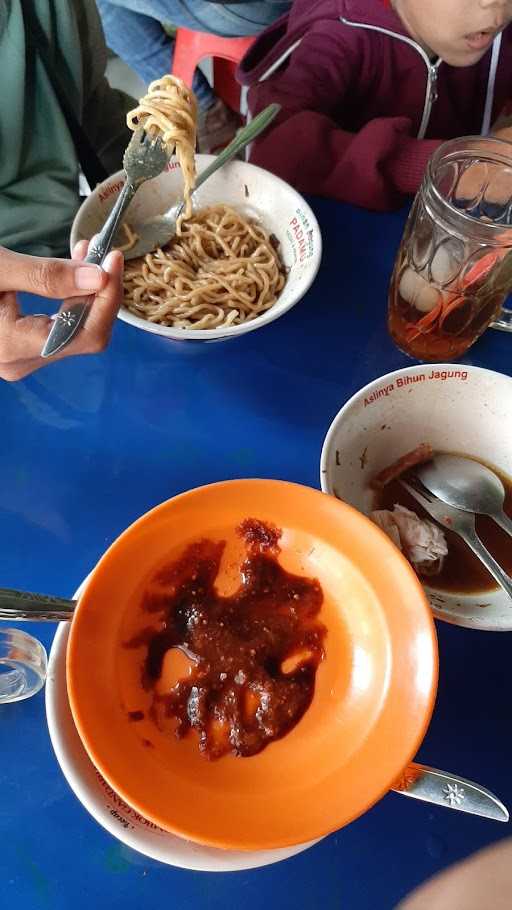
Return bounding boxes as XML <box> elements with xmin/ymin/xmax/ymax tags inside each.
<box><xmin>125</xmin><ymin>519</ymin><xmax>326</xmax><ymax>760</ymax></box>
<box><xmin>375</xmin><ymin>458</ymin><xmax>512</xmax><ymax>594</ymax></box>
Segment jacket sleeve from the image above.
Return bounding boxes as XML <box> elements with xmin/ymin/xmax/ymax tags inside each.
<box><xmin>77</xmin><ymin>0</ymin><xmax>135</xmax><ymax>176</ymax></box>
<box><xmin>247</xmin><ymin>23</ymin><xmax>440</xmax><ymax>210</ymax></box>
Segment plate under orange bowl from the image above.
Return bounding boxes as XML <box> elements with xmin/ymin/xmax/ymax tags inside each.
<box><xmin>67</xmin><ymin>479</ymin><xmax>438</xmax><ymax>851</ymax></box>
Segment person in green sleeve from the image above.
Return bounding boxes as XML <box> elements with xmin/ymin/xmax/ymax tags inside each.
<box><xmin>1</xmin><ymin>0</ymin><xmax>134</xmax><ymax>256</ymax></box>
<box><xmin>0</xmin><ymin>0</ymin><xmax>133</xmax><ymax>379</ymax></box>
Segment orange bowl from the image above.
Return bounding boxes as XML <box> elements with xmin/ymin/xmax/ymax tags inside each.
<box><xmin>67</xmin><ymin>479</ymin><xmax>438</xmax><ymax>851</ymax></box>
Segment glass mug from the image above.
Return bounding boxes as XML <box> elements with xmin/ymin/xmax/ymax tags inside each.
<box><xmin>0</xmin><ymin>628</ymin><xmax>47</xmax><ymax>704</ymax></box>
<box><xmin>389</xmin><ymin>137</ymin><xmax>512</xmax><ymax>361</ymax></box>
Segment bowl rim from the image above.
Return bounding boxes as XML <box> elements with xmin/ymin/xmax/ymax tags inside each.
<box><xmin>71</xmin><ymin>157</ymin><xmax>323</xmax><ymax>341</ymax></box>
<box><xmin>319</xmin><ymin>363</ymin><xmax>512</xmax><ymax>632</ymax></box>
<box><xmin>46</xmin><ymin>618</ymin><xmax>317</xmax><ymax>871</ymax></box>
<box><xmin>320</xmin><ymin>363</ymin><xmax>512</xmax><ymax>495</ymax></box>
<box><xmin>65</xmin><ymin>478</ymin><xmax>438</xmax><ymax>850</ymax></box>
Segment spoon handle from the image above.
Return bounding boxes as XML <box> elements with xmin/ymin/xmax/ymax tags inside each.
<box><xmin>0</xmin><ymin>588</ymin><xmax>76</xmax><ymax>622</ymax></box>
<box><xmin>392</xmin><ymin>763</ymin><xmax>508</xmax><ymax>822</ymax></box>
<box><xmin>194</xmin><ymin>104</ymin><xmax>281</xmax><ymax>188</ymax></box>
<box><xmin>173</xmin><ymin>104</ymin><xmax>281</xmax><ymax>221</ymax></box>
<box><xmin>492</xmin><ymin>509</ymin><xmax>512</xmax><ymax>540</ymax></box>
<box><xmin>458</xmin><ymin>529</ymin><xmax>512</xmax><ymax>602</ymax></box>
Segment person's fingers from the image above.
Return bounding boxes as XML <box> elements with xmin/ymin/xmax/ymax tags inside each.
<box><xmin>0</xmin><ymin>246</ymin><xmax>107</xmax><ymax>298</ymax></box>
<box><xmin>0</xmin><ymin>306</ymin><xmax>52</xmax><ymax>364</ymax></box>
<box><xmin>0</xmin><ymin>289</ymin><xmax>21</xmax><ymax>324</ymax></box>
<box><xmin>0</xmin><ymin>351</ymin><xmax>48</xmax><ymax>382</ymax></box>
<box><xmin>397</xmin><ymin>838</ymin><xmax>512</xmax><ymax>910</ymax></box>
<box><xmin>71</xmin><ymin>234</ymin><xmax>101</xmax><ymax>262</ymax></box>
<box><xmin>0</xmin><ymin>249</ymin><xmax>124</xmax><ymax>380</ymax></box>
<box><xmin>47</xmin><ymin>249</ymin><xmax>124</xmax><ymax>358</ymax></box>
<box><xmin>0</xmin><ymin>289</ymin><xmax>52</xmax><ymax>380</ymax></box>
<box><xmin>71</xmin><ymin>239</ymin><xmax>89</xmax><ymax>261</ymax></box>
<box><xmin>77</xmin><ymin>249</ymin><xmax>124</xmax><ymax>345</ymax></box>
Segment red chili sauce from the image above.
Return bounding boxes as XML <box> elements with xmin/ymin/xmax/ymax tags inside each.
<box><xmin>126</xmin><ymin>519</ymin><xmax>326</xmax><ymax>759</ymax></box>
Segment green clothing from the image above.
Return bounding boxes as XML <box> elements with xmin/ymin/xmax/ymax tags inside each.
<box><xmin>0</xmin><ymin>0</ymin><xmax>134</xmax><ymax>256</ymax></box>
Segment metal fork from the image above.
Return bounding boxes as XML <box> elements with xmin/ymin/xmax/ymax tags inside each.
<box><xmin>41</xmin><ymin>129</ymin><xmax>170</xmax><ymax>358</ymax></box>
<box><xmin>401</xmin><ymin>476</ymin><xmax>512</xmax><ymax>602</ymax></box>
<box><xmin>123</xmin><ymin>103</ymin><xmax>281</xmax><ymax>260</ymax></box>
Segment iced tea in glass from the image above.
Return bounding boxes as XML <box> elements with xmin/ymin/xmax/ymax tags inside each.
<box><xmin>389</xmin><ymin>137</ymin><xmax>512</xmax><ymax>361</ymax></box>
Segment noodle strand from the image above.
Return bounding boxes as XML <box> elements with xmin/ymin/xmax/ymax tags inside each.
<box><xmin>126</xmin><ymin>75</ymin><xmax>197</xmax><ymax>218</ymax></box>
<box><xmin>123</xmin><ymin>205</ymin><xmax>285</xmax><ymax>329</ymax></box>
<box><xmin>122</xmin><ymin>76</ymin><xmax>285</xmax><ymax>329</ymax></box>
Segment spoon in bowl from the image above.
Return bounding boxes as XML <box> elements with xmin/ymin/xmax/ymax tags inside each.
<box><xmin>414</xmin><ymin>453</ymin><xmax>512</xmax><ymax>538</ymax></box>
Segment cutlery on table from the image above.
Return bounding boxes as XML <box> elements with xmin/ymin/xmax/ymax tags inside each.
<box><xmin>40</xmin><ymin>104</ymin><xmax>281</xmax><ymax>358</ymax></box>
<box><xmin>123</xmin><ymin>103</ymin><xmax>281</xmax><ymax>261</ymax></box>
<box><xmin>414</xmin><ymin>453</ymin><xmax>512</xmax><ymax>539</ymax></box>
<box><xmin>401</xmin><ymin>477</ymin><xmax>512</xmax><ymax>603</ymax></box>
<box><xmin>0</xmin><ymin>587</ymin><xmax>76</xmax><ymax>621</ymax></box>
<box><xmin>0</xmin><ymin>585</ymin><xmax>509</xmax><ymax>823</ymax></box>
<box><xmin>41</xmin><ymin>128</ymin><xmax>171</xmax><ymax>359</ymax></box>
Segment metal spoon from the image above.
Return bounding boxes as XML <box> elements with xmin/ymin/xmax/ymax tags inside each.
<box><xmin>41</xmin><ymin>128</ymin><xmax>170</xmax><ymax>358</ymax></box>
<box><xmin>123</xmin><ymin>103</ymin><xmax>281</xmax><ymax>261</ymax></box>
<box><xmin>0</xmin><ymin>587</ymin><xmax>75</xmax><ymax>621</ymax></box>
<box><xmin>401</xmin><ymin>477</ymin><xmax>512</xmax><ymax>602</ymax></box>
<box><xmin>414</xmin><ymin>453</ymin><xmax>512</xmax><ymax>538</ymax></box>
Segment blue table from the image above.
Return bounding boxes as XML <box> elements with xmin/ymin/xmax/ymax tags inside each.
<box><xmin>1</xmin><ymin>198</ymin><xmax>511</xmax><ymax>910</ymax></box>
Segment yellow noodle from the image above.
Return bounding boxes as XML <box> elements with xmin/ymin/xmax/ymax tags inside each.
<box><xmin>126</xmin><ymin>75</ymin><xmax>197</xmax><ymax>217</ymax></box>
<box><xmin>115</xmin><ymin>222</ymin><xmax>139</xmax><ymax>253</ymax></box>
<box><xmin>123</xmin><ymin>205</ymin><xmax>286</xmax><ymax>330</ymax></box>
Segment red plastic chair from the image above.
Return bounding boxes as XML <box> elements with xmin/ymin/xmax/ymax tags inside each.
<box><xmin>172</xmin><ymin>27</ymin><xmax>254</xmax><ymax>112</ymax></box>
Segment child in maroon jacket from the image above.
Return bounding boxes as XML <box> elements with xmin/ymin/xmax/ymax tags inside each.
<box><xmin>238</xmin><ymin>0</ymin><xmax>512</xmax><ymax>210</ymax></box>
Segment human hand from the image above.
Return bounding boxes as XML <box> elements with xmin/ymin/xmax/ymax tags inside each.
<box><xmin>0</xmin><ymin>241</ymin><xmax>123</xmax><ymax>381</ymax></box>
<box><xmin>492</xmin><ymin>125</ymin><xmax>512</xmax><ymax>145</ymax></box>
<box><xmin>491</xmin><ymin>103</ymin><xmax>512</xmax><ymax>140</ymax></box>
<box><xmin>397</xmin><ymin>837</ymin><xmax>512</xmax><ymax>910</ymax></box>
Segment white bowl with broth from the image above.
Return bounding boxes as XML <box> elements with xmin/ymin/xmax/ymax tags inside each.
<box><xmin>70</xmin><ymin>156</ymin><xmax>322</xmax><ymax>341</ymax></box>
<box><xmin>320</xmin><ymin>364</ymin><xmax>512</xmax><ymax>631</ymax></box>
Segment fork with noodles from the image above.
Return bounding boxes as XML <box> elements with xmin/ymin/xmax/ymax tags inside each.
<box><xmin>126</xmin><ymin>75</ymin><xmax>198</xmax><ymax>219</ymax></box>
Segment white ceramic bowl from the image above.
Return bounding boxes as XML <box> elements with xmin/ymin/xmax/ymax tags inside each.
<box><xmin>320</xmin><ymin>364</ymin><xmax>512</xmax><ymax>631</ymax></box>
<box><xmin>45</xmin><ymin>585</ymin><xmax>317</xmax><ymax>870</ymax></box>
<box><xmin>70</xmin><ymin>157</ymin><xmax>322</xmax><ymax>342</ymax></box>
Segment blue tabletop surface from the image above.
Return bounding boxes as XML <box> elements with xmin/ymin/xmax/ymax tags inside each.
<box><xmin>1</xmin><ymin>198</ymin><xmax>511</xmax><ymax>910</ymax></box>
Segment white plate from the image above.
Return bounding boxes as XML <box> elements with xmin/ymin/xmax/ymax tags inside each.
<box><xmin>70</xmin><ymin>157</ymin><xmax>322</xmax><ymax>342</ymax></box>
<box><xmin>45</xmin><ymin>584</ymin><xmax>317</xmax><ymax>870</ymax></box>
<box><xmin>320</xmin><ymin>364</ymin><xmax>512</xmax><ymax>631</ymax></box>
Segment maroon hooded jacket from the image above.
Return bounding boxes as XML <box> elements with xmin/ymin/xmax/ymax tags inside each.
<box><xmin>237</xmin><ymin>0</ymin><xmax>512</xmax><ymax>209</ymax></box>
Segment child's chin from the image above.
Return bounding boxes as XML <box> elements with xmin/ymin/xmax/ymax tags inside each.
<box><xmin>442</xmin><ymin>46</ymin><xmax>488</xmax><ymax>68</ymax></box>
